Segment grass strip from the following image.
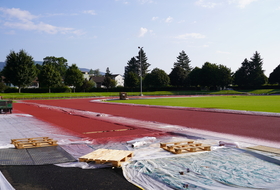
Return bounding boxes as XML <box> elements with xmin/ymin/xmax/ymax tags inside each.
<box><xmin>110</xmin><ymin>95</ymin><xmax>280</xmax><ymax>113</ymax></box>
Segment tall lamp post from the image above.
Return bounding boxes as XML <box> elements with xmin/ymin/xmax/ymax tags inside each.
<box><xmin>138</xmin><ymin>47</ymin><xmax>143</xmax><ymax>96</ymax></box>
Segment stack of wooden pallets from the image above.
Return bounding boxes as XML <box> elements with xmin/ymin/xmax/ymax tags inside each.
<box><xmin>79</xmin><ymin>149</ymin><xmax>133</xmax><ymax>167</ymax></box>
<box><xmin>11</xmin><ymin>137</ymin><xmax>58</xmax><ymax>149</ymax></box>
<box><xmin>160</xmin><ymin>140</ymin><xmax>211</xmax><ymax>154</ymax></box>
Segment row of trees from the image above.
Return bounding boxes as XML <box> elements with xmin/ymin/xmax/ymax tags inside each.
<box><xmin>1</xmin><ymin>50</ymin><xmax>92</xmax><ymax>93</ymax></box>
<box><xmin>1</xmin><ymin>48</ymin><xmax>280</xmax><ymax>93</ymax></box>
<box><xmin>124</xmin><ymin>49</ymin><xmax>280</xmax><ymax>90</ymax></box>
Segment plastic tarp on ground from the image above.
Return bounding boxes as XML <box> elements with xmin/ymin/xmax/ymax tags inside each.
<box><xmin>1</xmin><ymin>110</ymin><xmax>280</xmax><ymax>189</ymax></box>
<box><xmin>123</xmin><ymin>147</ymin><xmax>280</xmax><ymax>190</ymax></box>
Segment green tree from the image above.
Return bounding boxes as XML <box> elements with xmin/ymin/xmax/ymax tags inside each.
<box><xmin>124</xmin><ymin>71</ymin><xmax>139</xmax><ymax>88</ymax></box>
<box><xmin>136</xmin><ymin>48</ymin><xmax>150</xmax><ymax>77</ymax></box>
<box><xmin>269</xmin><ymin>64</ymin><xmax>280</xmax><ymax>84</ymax></box>
<box><xmin>200</xmin><ymin>62</ymin><xmax>220</xmax><ymax>89</ymax></box>
<box><xmin>64</xmin><ymin>64</ymin><xmax>84</xmax><ymax>92</ymax></box>
<box><xmin>82</xmin><ymin>79</ymin><xmax>95</xmax><ymax>92</ymax></box>
<box><xmin>234</xmin><ymin>52</ymin><xmax>267</xmax><ymax>87</ymax></box>
<box><xmin>169</xmin><ymin>66</ymin><xmax>187</xmax><ymax>87</ymax></box>
<box><xmin>42</xmin><ymin>56</ymin><xmax>68</xmax><ymax>79</ymax></box>
<box><xmin>103</xmin><ymin>67</ymin><xmax>115</xmax><ymax>89</ymax></box>
<box><xmin>0</xmin><ymin>81</ymin><xmax>7</xmax><ymax>92</ymax></box>
<box><xmin>144</xmin><ymin>68</ymin><xmax>170</xmax><ymax>88</ymax></box>
<box><xmin>2</xmin><ymin>49</ymin><xmax>37</xmax><ymax>93</ymax></box>
<box><xmin>233</xmin><ymin>59</ymin><xmax>249</xmax><ymax>87</ymax></box>
<box><xmin>188</xmin><ymin>67</ymin><xmax>202</xmax><ymax>88</ymax></box>
<box><xmin>217</xmin><ymin>64</ymin><xmax>233</xmax><ymax>89</ymax></box>
<box><xmin>248</xmin><ymin>51</ymin><xmax>267</xmax><ymax>86</ymax></box>
<box><xmin>38</xmin><ymin>64</ymin><xmax>62</xmax><ymax>93</ymax></box>
<box><xmin>125</xmin><ymin>57</ymin><xmax>139</xmax><ymax>75</ymax></box>
<box><xmin>89</xmin><ymin>69</ymin><xmax>102</xmax><ymax>76</ymax></box>
<box><xmin>174</xmin><ymin>50</ymin><xmax>192</xmax><ymax>73</ymax></box>
<box><xmin>124</xmin><ymin>57</ymin><xmax>139</xmax><ymax>88</ymax></box>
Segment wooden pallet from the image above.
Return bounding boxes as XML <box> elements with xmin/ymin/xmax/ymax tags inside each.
<box><xmin>79</xmin><ymin>149</ymin><xmax>133</xmax><ymax>167</ymax></box>
<box><xmin>247</xmin><ymin>145</ymin><xmax>280</xmax><ymax>154</ymax></box>
<box><xmin>160</xmin><ymin>141</ymin><xmax>211</xmax><ymax>154</ymax></box>
<box><xmin>11</xmin><ymin>137</ymin><xmax>58</xmax><ymax>149</ymax></box>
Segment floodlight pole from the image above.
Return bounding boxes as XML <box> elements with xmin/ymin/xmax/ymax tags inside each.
<box><xmin>138</xmin><ymin>47</ymin><xmax>143</xmax><ymax>96</ymax></box>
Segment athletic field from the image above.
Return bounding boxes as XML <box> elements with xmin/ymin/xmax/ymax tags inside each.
<box><xmin>111</xmin><ymin>95</ymin><xmax>280</xmax><ymax>113</ymax></box>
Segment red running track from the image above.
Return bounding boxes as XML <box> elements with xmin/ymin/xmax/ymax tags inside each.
<box><xmin>16</xmin><ymin>98</ymin><xmax>280</xmax><ymax>143</ymax></box>
<box><xmin>14</xmin><ymin>102</ymin><xmax>164</xmax><ymax>143</ymax></box>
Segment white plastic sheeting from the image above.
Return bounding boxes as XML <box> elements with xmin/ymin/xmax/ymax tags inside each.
<box><xmin>123</xmin><ymin>147</ymin><xmax>280</xmax><ymax>190</ymax></box>
<box><xmin>0</xmin><ymin>171</ymin><xmax>15</xmax><ymax>190</ymax></box>
<box><xmin>0</xmin><ymin>114</ymin><xmax>83</xmax><ymax>149</ymax></box>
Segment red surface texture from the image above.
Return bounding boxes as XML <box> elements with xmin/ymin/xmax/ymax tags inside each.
<box><xmin>14</xmin><ymin>98</ymin><xmax>280</xmax><ymax>143</ymax></box>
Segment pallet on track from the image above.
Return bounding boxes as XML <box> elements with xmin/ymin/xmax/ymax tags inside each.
<box><xmin>160</xmin><ymin>140</ymin><xmax>211</xmax><ymax>154</ymax></box>
<box><xmin>79</xmin><ymin>149</ymin><xmax>133</xmax><ymax>167</ymax></box>
<box><xmin>11</xmin><ymin>137</ymin><xmax>58</xmax><ymax>149</ymax></box>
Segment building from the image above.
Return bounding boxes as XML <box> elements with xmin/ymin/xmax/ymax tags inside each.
<box><xmin>90</xmin><ymin>74</ymin><xmax>124</xmax><ymax>88</ymax></box>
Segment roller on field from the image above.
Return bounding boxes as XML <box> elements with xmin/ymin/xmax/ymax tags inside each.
<box><xmin>0</xmin><ymin>100</ymin><xmax>13</xmax><ymax>114</ymax></box>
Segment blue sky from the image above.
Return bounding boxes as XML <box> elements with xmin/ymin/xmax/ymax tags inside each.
<box><xmin>0</xmin><ymin>0</ymin><xmax>279</xmax><ymax>76</ymax></box>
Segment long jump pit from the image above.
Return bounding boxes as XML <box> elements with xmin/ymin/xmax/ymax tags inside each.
<box><xmin>0</xmin><ymin>97</ymin><xmax>280</xmax><ymax>190</ymax></box>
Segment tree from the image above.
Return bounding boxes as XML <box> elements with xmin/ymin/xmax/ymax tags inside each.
<box><xmin>234</xmin><ymin>52</ymin><xmax>267</xmax><ymax>87</ymax></box>
<box><xmin>80</xmin><ymin>79</ymin><xmax>95</xmax><ymax>92</ymax></box>
<box><xmin>125</xmin><ymin>57</ymin><xmax>139</xmax><ymax>75</ymax></box>
<box><xmin>42</xmin><ymin>56</ymin><xmax>68</xmax><ymax>79</ymax></box>
<box><xmin>103</xmin><ymin>67</ymin><xmax>115</xmax><ymax>89</ymax></box>
<box><xmin>200</xmin><ymin>62</ymin><xmax>220</xmax><ymax>88</ymax></box>
<box><xmin>89</xmin><ymin>69</ymin><xmax>102</xmax><ymax>76</ymax></box>
<box><xmin>269</xmin><ymin>64</ymin><xmax>280</xmax><ymax>84</ymax></box>
<box><xmin>174</xmin><ymin>50</ymin><xmax>192</xmax><ymax>73</ymax></box>
<box><xmin>136</xmin><ymin>48</ymin><xmax>150</xmax><ymax>77</ymax></box>
<box><xmin>64</xmin><ymin>64</ymin><xmax>84</xmax><ymax>92</ymax></box>
<box><xmin>248</xmin><ymin>51</ymin><xmax>267</xmax><ymax>86</ymax></box>
<box><xmin>144</xmin><ymin>68</ymin><xmax>169</xmax><ymax>88</ymax></box>
<box><xmin>38</xmin><ymin>64</ymin><xmax>62</xmax><ymax>93</ymax></box>
<box><xmin>169</xmin><ymin>66</ymin><xmax>187</xmax><ymax>87</ymax></box>
<box><xmin>0</xmin><ymin>81</ymin><xmax>7</xmax><ymax>92</ymax></box>
<box><xmin>2</xmin><ymin>49</ymin><xmax>37</xmax><ymax>93</ymax></box>
<box><xmin>124</xmin><ymin>72</ymin><xmax>139</xmax><ymax>88</ymax></box>
<box><xmin>233</xmin><ymin>59</ymin><xmax>250</xmax><ymax>87</ymax></box>
<box><xmin>217</xmin><ymin>64</ymin><xmax>233</xmax><ymax>89</ymax></box>
<box><xmin>188</xmin><ymin>67</ymin><xmax>202</xmax><ymax>88</ymax></box>
<box><xmin>124</xmin><ymin>57</ymin><xmax>139</xmax><ymax>88</ymax></box>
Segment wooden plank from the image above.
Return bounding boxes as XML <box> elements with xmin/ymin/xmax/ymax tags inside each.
<box><xmin>160</xmin><ymin>140</ymin><xmax>194</xmax><ymax>148</ymax></box>
<box><xmin>11</xmin><ymin>137</ymin><xmax>58</xmax><ymax>149</ymax></box>
<box><xmin>247</xmin><ymin>145</ymin><xmax>280</xmax><ymax>154</ymax></box>
<box><xmin>79</xmin><ymin>149</ymin><xmax>133</xmax><ymax>167</ymax></box>
<box><xmin>161</xmin><ymin>141</ymin><xmax>211</xmax><ymax>154</ymax></box>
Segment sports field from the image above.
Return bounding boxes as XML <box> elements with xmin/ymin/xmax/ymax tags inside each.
<box><xmin>111</xmin><ymin>95</ymin><xmax>280</xmax><ymax>113</ymax></box>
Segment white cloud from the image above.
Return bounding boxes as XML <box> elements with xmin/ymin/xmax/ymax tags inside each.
<box><xmin>165</xmin><ymin>16</ymin><xmax>173</xmax><ymax>23</ymax></box>
<box><xmin>138</xmin><ymin>0</ymin><xmax>154</xmax><ymax>4</ymax></box>
<box><xmin>0</xmin><ymin>7</ymin><xmax>37</xmax><ymax>22</ymax></box>
<box><xmin>139</xmin><ymin>27</ymin><xmax>148</xmax><ymax>37</ymax></box>
<box><xmin>195</xmin><ymin>0</ymin><xmax>218</xmax><ymax>8</ymax></box>
<box><xmin>0</xmin><ymin>7</ymin><xmax>83</xmax><ymax>35</ymax></box>
<box><xmin>83</xmin><ymin>10</ymin><xmax>96</xmax><ymax>15</ymax></box>
<box><xmin>152</xmin><ymin>16</ymin><xmax>158</xmax><ymax>21</ymax></box>
<box><xmin>176</xmin><ymin>33</ymin><xmax>206</xmax><ymax>39</ymax></box>
<box><xmin>228</xmin><ymin>0</ymin><xmax>258</xmax><ymax>8</ymax></box>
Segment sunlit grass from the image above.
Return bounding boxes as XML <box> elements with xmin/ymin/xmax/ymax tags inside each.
<box><xmin>110</xmin><ymin>95</ymin><xmax>280</xmax><ymax>113</ymax></box>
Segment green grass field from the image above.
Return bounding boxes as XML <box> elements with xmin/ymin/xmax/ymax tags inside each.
<box><xmin>1</xmin><ymin>89</ymin><xmax>279</xmax><ymax>99</ymax></box>
<box><xmin>111</xmin><ymin>95</ymin><xmax>280</xmax><ymax>113</ymax></box>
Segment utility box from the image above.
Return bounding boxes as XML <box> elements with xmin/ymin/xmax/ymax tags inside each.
<box><xmin>119</xmin><ymin>92</ymin><xmax>128</xmax><ymax>100</ymax></box>
<box><xmin>0</xmin><ymin>100</ymin><xmax>13</xmax><ymax>114</ymax></box>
